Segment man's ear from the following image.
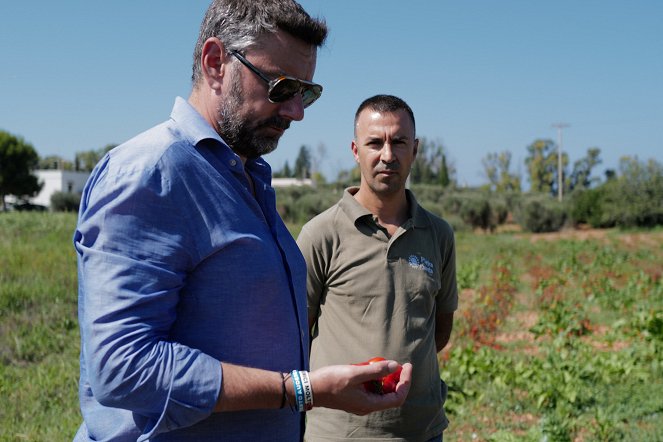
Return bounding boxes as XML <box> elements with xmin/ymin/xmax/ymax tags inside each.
<box><xmin>413</xmin><ymin>138</ymin><xmax>419</xmax><ymax>159</ymax></box>
<box><xmin>351</xmin><ymin>140</ymin><xmax>360</xmax><ymax>162</ymax></box>
<box><xmin>200</xmin><ymin>37</ymin><xmax>228</xmax><ymax>91</ymax></box>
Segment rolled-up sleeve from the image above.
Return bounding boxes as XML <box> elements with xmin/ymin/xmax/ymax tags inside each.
<box><xmin>74</xmin><ymin>153</ymin><xmax>222</xmax><ymax>440</ymax></box>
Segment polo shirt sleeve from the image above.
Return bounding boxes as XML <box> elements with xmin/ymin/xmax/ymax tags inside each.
<box><xmin>436</xmin><ymin>221</ymin><xmax>459</xmax><ymax>314</ymax></box>
<box><xmin>74</xmin><ymin>153</ymin><xmax>222</xmax><ymax>440</ymax></box>
<box><xmin>296</xmin><ymin>223</ymin><xmax>328</xmax><ymax>328</ymax></box>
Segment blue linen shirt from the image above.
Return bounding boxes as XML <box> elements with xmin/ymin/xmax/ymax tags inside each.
<box><xmin>73</xmin><ymin>97</ymin><xmax>309</xmax><ymax>441</ymax></box>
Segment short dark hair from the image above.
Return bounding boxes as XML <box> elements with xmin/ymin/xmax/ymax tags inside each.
<box><xmin>354</xmin><ymin>95</ymin><xmax>416</xmax><ymax>137</ymax></box>
<box><xmin>192</xmin><ymin>0</ymin><xmax>328</xmax><ymax>85</ymax></box>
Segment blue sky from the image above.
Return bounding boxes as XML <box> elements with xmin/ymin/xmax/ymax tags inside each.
<box><xmin>1</xmin><ymin>1</ymin><xmax>661</xmax><ymax>187</ymax></box>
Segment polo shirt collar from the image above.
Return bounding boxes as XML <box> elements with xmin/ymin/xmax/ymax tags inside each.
<box><xmin>340</xmin><ymin>187</ymin><xmax>430</xmax><ymax>228</ymax></box>
<box><xmin>406</xmin><ymin>190</ymin><xmax>431</xmax><ymax>228</ymax></box>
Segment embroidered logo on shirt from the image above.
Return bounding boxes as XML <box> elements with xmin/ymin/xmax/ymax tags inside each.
<box><xmin>408</xmin><ymin>254</ymin><xmax>434</xmax><ymax>276</ymax></box>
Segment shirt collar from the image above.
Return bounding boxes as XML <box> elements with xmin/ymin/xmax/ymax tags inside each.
<box><xmin>169</xmin><ymin>96</ymin><xmax>272</xmax><ymax>184</ymax></box>
<box><xmin>170</xmin><ymin>96</ymin><xmax>223</xmax><ymax>146</ymax></box>
<box><xmin>339</xmin><ymin>187</ymin><xmax>430</xmax><ymax>228</ymax></box>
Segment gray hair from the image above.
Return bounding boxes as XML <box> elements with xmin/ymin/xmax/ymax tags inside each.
<box><xmin>192</xmin><ymin>0</ymin><xmax>328</xmax><ymax>85</ymax></box>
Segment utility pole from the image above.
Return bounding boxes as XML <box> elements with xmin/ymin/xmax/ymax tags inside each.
<box><xmin>552</xmin><ymin>123</ymin><xmax>569</xmax><ymax>202</ymax></box>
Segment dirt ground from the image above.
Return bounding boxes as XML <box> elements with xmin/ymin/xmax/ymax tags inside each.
<box><xmin>515</xmin><ymin>225</ymin><xmax>663</xmax><ymax>246</ymax></box>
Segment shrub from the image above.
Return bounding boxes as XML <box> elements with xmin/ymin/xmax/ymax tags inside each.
<box><xmin>459</xmin><ymin>195</ymin><xmax>493</xmax><ymax>231</ymax></box>
<box><xmin>515</xmin><ymin>194</ymin><xmax>566</xmax><ymax>233</ymax></box>
<box><xmin>600</xmin><ymin>177</ymin><xmax>663</xmax><ymax>229</ymax></box>
<box><xmin>409</xmin><ymin>184</ymin><xmax>447</xmax><ymax>206</ymax></box>
<box><xmin>275</xmin><ymin>185</ymin><xmax>340</xmax><ymax>225</ymax></box>
<box><xmin>490</xmin><ymin>196</ymin><xmax>509</xmax><ymax>225</ymax></box>
<box><xmin>443</xmin><ymin>213</ymin><xmax>471</xmax><ymax>233</ymax></box>
<box><xmin>50</xmin><ymin>191</ymin><xmax>81</xmax><ymax>212</ymax></box>
<box><xmin>13</xmin><ymin>202</ymin><xmax>47</xmax><ymax>212</ymax></box>
<box><xmin>439</xmin><ymin>191</ymin><xmax>510</xmax><ymax>232</ymax></box>
<box><xmin>567</xmin><ymin>188</ymin><xmax>609</xmax><ymax>227</ymax></box>
<box><xmin>567</xmin><ymin>157</ymin><xmax>663</xmax><ymax>228</ymax></box>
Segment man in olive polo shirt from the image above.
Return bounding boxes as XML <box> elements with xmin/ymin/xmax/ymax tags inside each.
<box><xmin>297</xmin><ymin>94</ymin><xmax>457</xmax><ymax>441</ymax></box>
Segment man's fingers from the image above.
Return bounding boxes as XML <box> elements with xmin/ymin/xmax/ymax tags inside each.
<box><xmin>396</xmin><ymin>362</ymin><xmax>412</xmax><ymax>386</ymax></box>
<box><xmin>393</xmin><ymin>362</ymin><xmax>412</xmax><ymax>396</ymax></box>
<box><xmin>352</xmin><ymin>360</ymin><xmax>400</xmax><ymax>382</ymax></box>
<box><xmin>360</xmin><ymin>363</ymin><xmax>412</xmax><ymax>411</ymax></box>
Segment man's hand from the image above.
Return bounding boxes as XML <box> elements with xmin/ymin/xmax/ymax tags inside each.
<box><xmin>308</xmin><ymin>360</ymin><xmax>412</xmax><ymax>415</ymax></box>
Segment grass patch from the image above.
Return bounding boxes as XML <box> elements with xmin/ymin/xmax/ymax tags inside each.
<box><xmin>1</xmin><ymin>212</ymin><xmax>80</xmax><ymax>441</ymax></box>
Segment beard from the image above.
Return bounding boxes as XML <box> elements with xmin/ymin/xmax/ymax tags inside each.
<box><xmin>366</xmin><ymin>163</ymin><xmax>407</xmax><ymax>197</ymax></box>
<box><xmin>217</xmin><ymin>66</ymin><xmax>290</xmax><ymax>159</ymax></box>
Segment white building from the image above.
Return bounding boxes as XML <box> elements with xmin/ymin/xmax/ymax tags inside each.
<box><xmin>271</xmin><ymin>177</ymin><xmax>314</xmax><ymax>187</ymax></box>
<box><xmin>30</xmin><ymin>169</ymin><xmax>90</xmax><ymax>208</ymax></box>
<box><xmin>6</xmin><ymin>172</ymin><xmax>306</xmax><ymax>209</ymax></box>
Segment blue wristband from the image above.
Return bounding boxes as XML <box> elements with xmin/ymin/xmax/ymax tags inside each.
<box><xmin>291</xmin><ymin>370</ymin><xmax>305</xmax><ymax>412</ymax></box>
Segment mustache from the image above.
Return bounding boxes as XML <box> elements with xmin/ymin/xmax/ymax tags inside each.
<box><xmin>376</xmin><ymin>162</ymin><xmax>400</xmax><ymax>173</ymax></box>
<box><xmin>259</xmin><ymin>116</ymin><xmax>291</xmax><ymax>131</ymax></box>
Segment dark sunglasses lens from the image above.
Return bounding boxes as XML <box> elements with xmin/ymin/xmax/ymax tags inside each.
<box><xmin>269</xmin><ymin>78</ymin><xmax>302</xmax><ymax>103</ymax></box>
<box><xmin>301</xmin><ymin>84</ymin><xmax>323</xmax><ymax>108</ymax></box>
<box><xmin>269</xmin><ymin>78</ymin><xmax>323</xmax><ymax>107</ymax></box>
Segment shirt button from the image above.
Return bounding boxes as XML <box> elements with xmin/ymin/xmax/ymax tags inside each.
<box><xmin>229</xmin><ymin>159</ymin><xmax>237</xmax><ymax>167</ymax></box>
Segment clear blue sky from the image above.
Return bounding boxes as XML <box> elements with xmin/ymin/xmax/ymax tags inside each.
<box><xmin>1</xmin><ymin>1</ymin><xmax>661</xmax><ymax>187</ymax></box>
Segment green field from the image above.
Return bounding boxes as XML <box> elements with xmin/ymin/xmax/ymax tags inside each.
<box><xmin>1</xmin><ymin>213</ymin><xmax>661</xmax><ymax>441</ymax></box>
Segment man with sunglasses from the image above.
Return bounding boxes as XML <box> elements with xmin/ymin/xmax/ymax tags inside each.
<box><xmin>73</xmin><ymin>2</ymin><xmax>410</xmax><ymax>441</ymax></box>
<box><xmin>298</xmin><ymin>95</ymin><xmax>458</xmax><ymax>442</ymax></box>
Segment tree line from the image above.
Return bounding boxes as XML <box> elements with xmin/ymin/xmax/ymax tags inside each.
<box><xmin>274</xmin><ymin>136</ymin><xmax>610</xmax><ymax>199</ymax></box>
<box><xmin>2</xmin><ymin>128</ymin><xmax>661</xmax><ymax>231</ymax></box>
<box><xmin>271</xmin><ymin>137</ymin><xmax>662</xmax><ymax>232</ymax></box>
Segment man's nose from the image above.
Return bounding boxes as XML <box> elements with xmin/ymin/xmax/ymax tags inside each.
<box><xmin>381</xmin><ymin>144</ymin><xmax>396</xmax><ymax>163</ymax></box>
<box><xmin>277</xmin><ymin>94</ymin><xmax>305</xmax><ymax>122</ymax></box>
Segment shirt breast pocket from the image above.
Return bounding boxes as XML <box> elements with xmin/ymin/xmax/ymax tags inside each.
<box><xmin>397</xmin><ymin>254</ymin><xmax>441</xmax><ymax>330</ymax></box>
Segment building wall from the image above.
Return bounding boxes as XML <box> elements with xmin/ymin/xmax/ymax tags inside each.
<box><xmin>271</xmin><ymin>177</ymin><xmax>314</xmax><ymax>187</ymax></box>
<box><xmin>31</xmin><ymin>170</ymin><xmax>90</xmax><ymax>208</ymax></box>
<box><xmin>20</xmin><ymin>171</ymin><xmax>302</xmax><ymax>208</ymax></box>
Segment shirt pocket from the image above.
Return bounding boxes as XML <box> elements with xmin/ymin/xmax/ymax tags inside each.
<box><xmin>396</xmin><ymin>254</ymin><xmax>441</xmax><ymax>333</ymax></box>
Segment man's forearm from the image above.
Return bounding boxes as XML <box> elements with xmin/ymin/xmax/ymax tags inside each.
<box><xmin>215</xmin><ymin>360</ymin><xmax>414</xmax><ymax>415</ymax></box>
<box><xmin>214</xmin><ymin>363</ymin><xmax>284</xmax><ymax>412</ymax></box>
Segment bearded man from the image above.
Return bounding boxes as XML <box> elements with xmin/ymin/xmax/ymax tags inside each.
<box><xmin>73</xmin><ymin>3</ymin><xmax>410</xmax><ymax>441</ymax></box>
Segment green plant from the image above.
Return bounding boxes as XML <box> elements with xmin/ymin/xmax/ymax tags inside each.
<box><xmin>50</xmin><ymin>191</ymin><xmax>81</xmax><ymax>212</ymax></box>
<box><xmin>514</xmin><ymin>194</ymin><xmax>566</xmax><ymax>233</ymax></box>
<box><xmin>457</xmin><ymin>259</ymin><xmax>481</xmax><ymax>290</ymax></box>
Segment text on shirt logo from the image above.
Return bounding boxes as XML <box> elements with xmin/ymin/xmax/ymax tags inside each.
<box><xmin>407</xmin><ymin>254</ymin><xmax>434</xmax><ymax>276</ymax></box>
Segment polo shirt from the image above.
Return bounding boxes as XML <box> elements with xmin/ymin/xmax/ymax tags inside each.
<box><xmin>297</xmin><ymin>187</ymin><xmax>458</xmax><ymax>441</ymax></box>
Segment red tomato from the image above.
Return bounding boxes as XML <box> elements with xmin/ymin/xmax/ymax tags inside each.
<box><xmin>353</xmin><ymin>357</ymin><xmax>401</xmax><ymax>394</ymax></box>
<box><xmin>381</xmin><ymin>365</ymin><xmax>402</xmax><ymax>394</ymax></box>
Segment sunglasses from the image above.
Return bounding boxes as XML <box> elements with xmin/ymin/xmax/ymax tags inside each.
<box><xmin>229</xmin><ymin>50</ymin><xmax>323</xmax><ymax>108</ymax></box>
